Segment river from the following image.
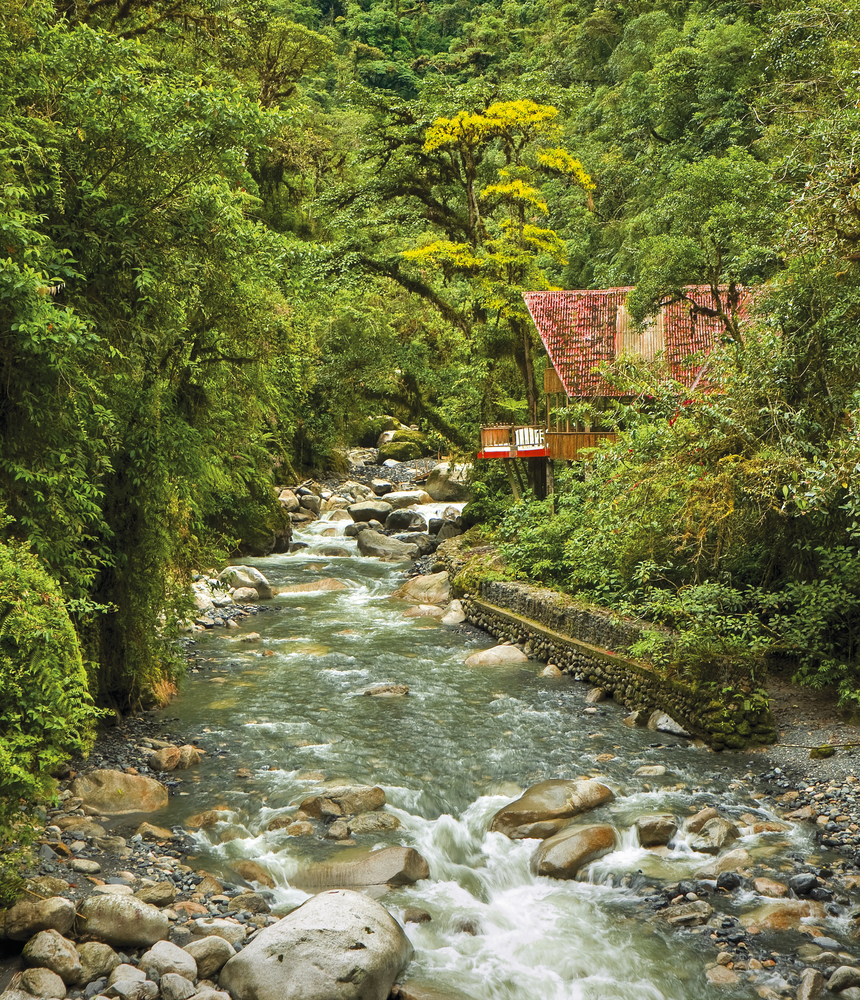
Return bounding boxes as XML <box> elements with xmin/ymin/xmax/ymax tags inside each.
<box><xmin>156</xmin><ymin>511</ymin><xmax>834</xmax><ymax>1000</ymax></box>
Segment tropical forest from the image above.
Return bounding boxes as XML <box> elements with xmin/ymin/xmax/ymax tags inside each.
<box><xmin>1</xmin><ymin>0</ymin><xmax>860</xmax><ymax>995</ymax></box>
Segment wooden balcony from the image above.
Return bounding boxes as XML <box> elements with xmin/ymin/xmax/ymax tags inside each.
<box><xmin>478</xmin><ymin>425</ymin><xmax>616</xmax><ymax>461</ymax></box>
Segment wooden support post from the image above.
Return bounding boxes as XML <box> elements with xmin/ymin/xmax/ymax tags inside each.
<box><xmin>513</xmin><ymin>458</ymin><xmax>527</xmax><ymax>496</ymax></box>
<box><xmin>503</xmin><ymin>459</ymin><xmax>521</xmax><ymax>501</ymax></box>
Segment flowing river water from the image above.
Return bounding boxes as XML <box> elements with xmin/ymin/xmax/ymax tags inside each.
<box><xmin>155</xmin><ymin>510</ymin><xmax>844</xmax><ymax>1000</ymax></box>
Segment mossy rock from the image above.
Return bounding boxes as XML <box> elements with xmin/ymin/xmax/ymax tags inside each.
<box><xmin>378</xmin><ymin>430</ymin><xmax>429</xmax><ymax>462</ymax></box>
<box><xmin>353</xmin><ymin>415</ymin><xmax>403</xmax><ymax>448</ymax></box>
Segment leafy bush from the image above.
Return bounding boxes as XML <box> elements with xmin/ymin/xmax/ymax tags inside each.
<box><xmin>0</xmin><ymin>539</ymin><xmax>100</xmax><ymax>834</ymax></box>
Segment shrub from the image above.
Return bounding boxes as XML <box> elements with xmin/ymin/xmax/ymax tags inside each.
<box><xmin>0</xmin><ymin>539</ymin><xmax>100</xmax><ymax>835</ymax></box>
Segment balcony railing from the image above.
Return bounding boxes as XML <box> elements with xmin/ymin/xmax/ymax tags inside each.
<box><xmin>479</xmin><ymin>425</ymin><xmax>616</xmax><ymax>461</ymax></box>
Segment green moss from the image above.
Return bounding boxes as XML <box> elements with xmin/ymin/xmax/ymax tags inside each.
<box><xmin>378</xmin><ymin>429</ymin><xmax>430</xmax><ymax>462</ymax></box>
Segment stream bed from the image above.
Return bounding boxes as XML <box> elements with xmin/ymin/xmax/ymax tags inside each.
<box><xmin>157</xmin><ymin>515</ymin><xmax>857</xmax><ymax>1000</ymax></box>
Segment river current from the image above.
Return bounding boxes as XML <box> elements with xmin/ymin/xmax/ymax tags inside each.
<box><xmin>157</xmin><ymin>511</ymin><xmax>830</xmax><ymax>1000</ymax></box>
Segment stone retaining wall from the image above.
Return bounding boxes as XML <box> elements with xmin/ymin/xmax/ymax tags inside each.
<box><xmin>437</xmin><ymin>539</ymin><xmax>776</xmax><ymax>750</ymax></box>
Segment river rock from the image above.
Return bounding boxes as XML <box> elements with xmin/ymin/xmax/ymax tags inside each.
<box><xmin>705</xmin><ymin>966</ymin><xmax>739</xmax><ymax>987</ymax></box>
<box><xmin>634</xmin><ymin>765</ymin><xmax>666</xmax><ymax>777</ymax></box>
<box><xmin>694</xmin><ymin>848</ymin><xmax>752</xmax><ymax>879</ymax></box>
<box><xmin>403</xmin><ymin>604</ymin><xmax>444</xmax><ymax>619</ymax></box>
<box><xmin>230</xmin><ymin>860</ymin><xmax>275</xmax><ymax>888</ymax></box>
<box><xmin>79</xmin><ymin>895</ymin><xmax>169</xmax><ymax>948</ymax></box>
<box><xmin>149</xmin><ymin>747</ymin><xmax>181</xmax><ymax>771</ymax></box>
<box><xmin>348</xmin><ymin>812</ymin><xmax>401</xmax><ymax>834</ymax></box>
<box><xmin>753</xmin><ymin>877</ymin><xmax>788</xmax><ymax>898</ymax></box>
<box><xmin>183</xmin><ymin>937</ymin><xmax>235</xmax><ymax>980</ymax></box>
<box><xmin>140</xmin><ymin>941</ymin><xmax>197</xmax><ymax>983</ymax></box>
<box><xmin>77</xmin><ymin>942</ymin><xmax>121</xmax><ymax>984</ymax></box>
<box><xmin>541</xmin><ymin>664</ymin><xmax>563</xmax><ymax>678</ymax></box>
<box><xmin>22</xmin><ymin>929</ymin><xmax>82</xmax><ymax>984</ymax></box>
<box><xmin>109</xmin><ymin>966</ymin><xmax>147</xmax><ymax>988</ymax></box>
<box><xmin>70</xmin><ymin>770</ymin><xmax>168</xmax><ymax>816</ymax></box>
<box><xmin>465</xmin><ymin>645</ymin><xmax>529</xmax><ymax>667</ymax></box>
<box><xmin>688</xmin><ymin>818</ymin><xmax>739</xmax><ymax>855</ymax></box>
<box><xmin>187</xmin><ymin>919</ymin><xmax>246</xmax><ymax>948</ymax></box>
<box><xmin>299</xmin><ymin>785</ymin><xmax>386</xmax><ymax>819</ymax></box>
<box><xmin>185</xmin><ymin>809</ymin><xmax>228</xmax><ymax>830</ymax></box>
<box><xmin>435</xmin><ymin>523</ymin><xmax>463</xmax><ymax>542</ymax></box>
<box><xmin>532</xmin><ymin>824</ymin><xmax>617</xmax><ymax>879</ymax></box>
<box><xmin>490</xmin><ymin>779</ymin><xmax>615</xmax><ymax>840</ymax></box>
<box><xmin>219</xmin><ymin>566</ymin><xmax>274</xmax><ymax>600</ymax></box>
<box><xmin>385</xmin><ymin>509</ymin><xmax>427</xmax><ymax>532</ymax></box>
<box><xmin>798</xmin><ymin>967</ymin><xmax>824</xmax><ymax>1000</ymax></box>
<box><xmin>161</xmin><ymin>974</ymin><xmax>197</xmax><ymax>1000</ymax></box>
<box><xmin>326</xmin><ymin>509</ymin><xmax>353</xmax><ymax>522</ymax></box>
<box><xmin>218</xmin><ymin>889</ymin><xmax>413</xmax><ymax>1000</ymax></box>
<box><xmin>739</xmin><ymin>899</ymin><xmax>825</xmax><ymax>931</ymax></box>
<box><xmin>277</xmin><ymin>578</ymin><xmax>348</xmax><ymax>594</ymax></box>
<box><xmin>1</xmin><ymin>895</ymin><xmax>76</xmax><ymax>941</ymax></box>
<box><xmin>390</xmin><ymin>572</ymin><xmax>451</xmax><ymax>606</ymax></box>
<box><xmin>364</xmin><ymin>683</ymin><xmax>409</xmax><ymax>697</ymax></box>
<box><xmin>232</xmin><ymin>587</ymin><xmax>258</xmax><ymax>603</ymax></box>
<box><xmin>19</xmin><ymin>967</ymin><xmax>66</xmax><ymax>998</ymax></box>
<box><xmin>661</xmin><ymin>900</ymin><xmax>713</xmax><ymax>927</ymax></box>
<box><xmin>686</xmin><ymin>807</ymin><xmax>720</xmax><ymax>833</ymax></box>
<box><xmin>424</xmin><ymin>462</ymin><xmax>471</xmax><ymax>502</ymax></box>
<box><xmin>292</xmin><ymin>846</ymin><xmax>430</xmax><ymax>893</ymax></box>
<box><xmin>636</xmin><ymin>815</ymin><xmax>677</xmax><ymax>847</ymax></box>
<box><xmin>393</xmin><ymin>532</ymin><xmax>436</xmax><ymax>556</ymax></box>
<box><xmin>357</xmin><ymin>531</ymin><xmax>418</xmax><ymax>560</ymax></box>
<box><xmin>300</xmin><ymin>494</ymin><xmax>321</xmax><ymax>514</ymax></box>
<box><xmin>384</xmin><ymin>490</ymin><xmax>433</xmax><ymax>508</ymax></box>
<box><xmin>441</xmin><ymin>600</ymin><xmax>465</xmax><ymax>625</ymax></box>
<box><xmin>278</xmin><ymin>490</ymin><xmax>300</xmax><ymax>512</ymax></box>
<box><xmin>348</xmin><ymin>500</ymin><xmax>394</xmax><ymax>522</ymax></box>
<box><xmin>646</xmin><ymin>711</ymin><xmax>689</xmax><ymax>736</ymax></box>
<box><xmin>829</xmin><ymin>968</ymin><xmax>860</xmax><ymax>993</ymax></box>
<box><xmin>192</xmin><ymin>580</ymin><xmax>215</xmax><ymax>611</ymax></box>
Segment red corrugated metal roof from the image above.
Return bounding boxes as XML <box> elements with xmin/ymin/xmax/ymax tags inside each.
<box><xmin>524</xmin><ymin>287</ymin><xmax>748</xmax><ymax>397</ymax></box>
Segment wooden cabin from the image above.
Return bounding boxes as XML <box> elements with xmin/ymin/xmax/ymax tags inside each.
<box><xmin>479</xmin><ymin>285</ymin><xmax>746</xmax><ymax>467</ymax></box>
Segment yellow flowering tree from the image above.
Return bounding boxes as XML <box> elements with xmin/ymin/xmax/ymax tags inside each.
<box><xmin>400</xmin><ymin>100</ymin><xmax>593</xmax><ymax>421</ymax></box>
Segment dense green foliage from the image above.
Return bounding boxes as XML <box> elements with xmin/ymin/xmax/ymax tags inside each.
<box><xmin>1</xmin><ymin>0</ymin><xmax>860</xmax><ymax>809</ymax></box>
<box><xmin>0</xmin><ymin>535</ymin><xmax>100</xmax><ymax>835</ymax></box>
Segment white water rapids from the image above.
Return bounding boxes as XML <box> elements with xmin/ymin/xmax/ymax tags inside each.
<box><xmin>156</xmin><ymin>511</ymin><xmax>839</xmax><ymax>999</ymax></box>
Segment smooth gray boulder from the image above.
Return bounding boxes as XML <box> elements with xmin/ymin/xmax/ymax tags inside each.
<box><xmin>348</xmin><ymin>500</ymin><xmax>393</xmax><ymax>523</ymax></box>
<box><xmin>1</xmin><ymin>895</ymin><xmax>76</xmax><ymax>941</ymax></box>
<box><xmin>424</xmin><ymin>462</ymin><xmax>471</xmax><ymax>502</ymax></box>
<box><xmin>183</xmin><ymin>937</ymin><xmax>236</xmax><ymax>980</ymax></box>
<box><xmin>186</xmin><ymin>918</ymin><xmax>246</xmax><ymax>948</ymax></box>
<box><xmin>291</xmin><ymin>846</ymin><xmax>429</xmax><ymax>894</ymax></box>
<box><xmin>218</xmin><ymin>889</ymin><xmax>413</xmax><ymax>1000</ymax></box>
<box><xmin>829</xmin><ymin>967</ymin><xmax>860</xmax><ymax>993</ymax></box>
<box><xmin>140</xmin><ymin>941</ymin><xmax>197</xmax><ymax>982</ymax></box>
<box><xmin>70</xmin><ymin>769</ymin><xmax>168</xmax><ymax>816</ymax></box>
<box><xmin>22</xmin><ymin>928</ymin><xmax>82</xmax><ymax>984</ymax></box>
<box><xmin>490</xmin><ymin>779</ymin><xmax>615</xmax><ymax>840</ymax></box>
<box><xmin>356</xmin><ymin>531</ymin><xmax>418</xmax><ymax>560</ymax></box>
<box><xmin>532</xmin><ymin>824</ymin><xmax>617</xmax><ymax>879</ymax></box>
<box><xmin>218</xmin><ymin>566</ymin><xmax>273</xmax><ymax>601</ymax></box>
<box><xmin>79</xmin><ymin>895</ymin><xmax>169</xmax><ymax>948</ymax></box>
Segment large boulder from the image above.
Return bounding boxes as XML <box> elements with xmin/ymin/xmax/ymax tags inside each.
<box><xmin>78</xmin><ymin>895</ymin><xmax>169</xmax><ymax>948</ymax></box>
<box><xmin>218</xmin><ymin>889</ymin><xmax>413</xmax><ymax>1000</ymax></box>
<box><xmin>532</xmin><ymin>824</ymin><xmax>617</xmax><ymax>879</ymax></box>
<box><xmin>424</xmin><ymin>463</ymin><xmax>471</xmax><ymax>503</ymax></box>
<box><xmin>390</xmin><ymin>572</ymin><xmax>451</xmax><ymax>606</ymax></box>
<box><xmin>385</xmin><ymin>509</ymin><xmax>427</xmax><ymax>533</ymax></box>
<box><xmin>291</xmin><ymin>846</ymin><xmax>429</xmax><ymax>893</ymax></box>
<box><xmin>383</xmin><ymin>490</ymin><xmax>433</xmax><ymax>509</ymax></box>
<box><xmin>739</xmin><ymin>899</ymin><xmax>825</xmax><ymax>932</ymax></box>
<box><xmin>465</xmin><ymin>645</ymin><xmax>528</xmax><ymax>667</ymax></box>
<box><xmin>1</xmin><ymin>896</ymin><xmax>76</xmax><ymax>941</ymax></box>
<box><xmin>348</xmin><ymin>501</ymin><xmax>394</xmax><ymax>523</ymax></box>
<box><xmin>218</xmin><ymin>566</ymin><xmax>273</xmax><ymax>601</ymax></box>
<box><xmin>70</xmin><ymin>769</ymin><xmax>168</xmax><ymax>816</ymax></box>
<box><xmin>356</xmin><ymin>531</ymin><xmax>418</xmax><ymax>561</ymax></box>
<box><xmin>490</xmin><ymin>779</ymin><xmax>615</xmax><ymax>840</ymax></box>
<box><xmin>22</xmin><ymin>929</ymin><xmax>82</xmax><ymax>984</ymax></box>
<box><xmin>19</xmin><ymin>967</ymin><xmax>66</xmax><ymax>998</ymax></box>
<box><xmin>378</xmin><ymin>431</ymin><xmax>427</xmax><ymax>463</ymax></box>
<box><xmin>636</xmin><ymin>815</ymin><xmax>677</xmax><ymax>848</ymax></box>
